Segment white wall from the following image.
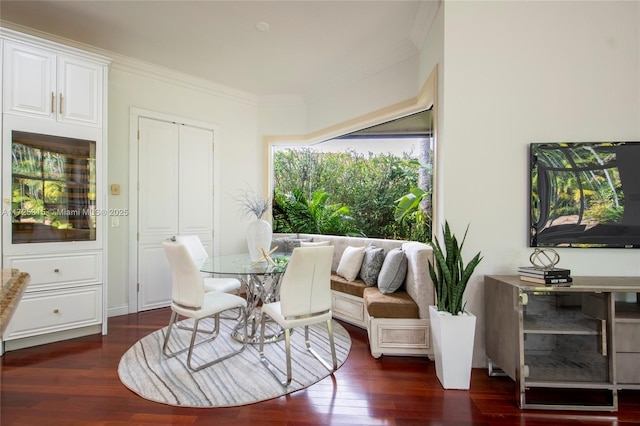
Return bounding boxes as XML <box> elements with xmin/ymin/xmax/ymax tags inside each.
<box><xmin>106</xmin><ymin>65</ymin><xmax>276</xmax><ymax>314</ymax></box>
<box><xmin>441</xmin><ymin>0</ymin><xmax>640</xmax><ymax>367</ymax></box>
<box><xmin>305</xmin><ymin>54</ymin><xmax>420</xmax><ymax>134</ymax></box>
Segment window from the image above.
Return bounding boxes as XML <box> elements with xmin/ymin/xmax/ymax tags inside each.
<box><xmin>272</xmin><ymin>109</ymin><xmax>433</xmax><ymax>241</ymax></box>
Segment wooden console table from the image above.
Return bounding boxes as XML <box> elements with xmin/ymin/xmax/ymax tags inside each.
<box><xmin>485</xmin><ymin>275</ymin><xmax>640</xmax><ymax>412</ymax></box>
<box><xmin>0</xmin><ymin>269</ymin><xmax>31</xmax><ymax>337</ymax></box>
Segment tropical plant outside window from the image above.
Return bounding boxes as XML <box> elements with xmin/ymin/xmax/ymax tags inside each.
<box><xmin>11</xmin><ymin>131</ymin><xmax>96</xmax><ymax>243</ymax></box>
<box><xmin>273</xmin><ymin>109</ymin><xmax>433</xmax><ymax>242</ymax></box>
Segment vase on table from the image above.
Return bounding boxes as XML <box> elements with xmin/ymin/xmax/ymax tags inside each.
<box><xmin>247</xmin><ymin>218</ymin><xmax>272</xmax><ymax>262</ymax></box>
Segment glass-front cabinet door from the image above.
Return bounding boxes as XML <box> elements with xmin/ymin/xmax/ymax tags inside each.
<box><xmin>518</xmin><ymin>290</ymin><xmax>616</xmax><ymax>410</ymax></box>
<box><xmin>2</xmin><ymin>116</ymin><xmax>104</xmax><ymax>255</ymax></box>
<box><xmin>11</xmin><ymin>130</ymin><xmax>96</xmax><ymax>244</ymax></box>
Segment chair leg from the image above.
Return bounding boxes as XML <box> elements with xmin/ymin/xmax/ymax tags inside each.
<box><xmin>162</xmin><ymin>311</ymin><xmax>220</xmax><ymax>364</ymax></box>
<box><xmin>162</xmin><ymin>311</ymin><xmax>179</xmax><ymax>356</ymax></box>
<box><xmin>260</xmin><ymin>318</ymin><xmax>337</xmax><ymax>387</ymax></box>
<box><xmin>259</xmin><ymin>312</ymin><xmax>293</xmax><ymax>387</ymax></box>
<box><xmin>305</xmin><ymin>320</ymin><xmax>338</xmax><ymax>372</ymax></box>
<box><xmin>176</xmin><ymin>313</ymin><xmax>219</xmax><ymax>334</ymax></box>
<box><xmin>186</xmin><ymin>309</ymin><xmax>248</xmax><ymax>372</ymax></box>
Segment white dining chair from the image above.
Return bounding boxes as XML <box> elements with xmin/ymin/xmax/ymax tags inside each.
<box><xmin>162</xmin><ymin>240</ymin><xmax>248</xmax><ymax>371</ymax></box>
<box><xmin>174</xmin><ymin>235</ymin><xmax>241</xmax><ymax>294</ymax></box>
<box><xmin>259</xmin><ymin>245</ymin><xmax>337</xmax><ymax>386</ymax></box>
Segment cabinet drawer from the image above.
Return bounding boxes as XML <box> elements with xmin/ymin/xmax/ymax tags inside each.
<box><xmin>4</xmin><ymin>253</ymin><xmax>101</xmax><ymax>291</ymax></box>
<box><xmin>615</xmin><ymin>321</ymin><xmax>640</xmax><ymax>352</ymax></box>
<box><xmin>332</xmin><ymin>291</ymin><xmax>365</xmax><ymax>324</ymax></box>
<box><xmin>2</xmin><ymin>285</ymin><xmax>102</xmax><ymax>340</ymax></box>
<box><xmin>616</xmin><ymin>353</ymin><xmax>640</xmax><ymax>384</ymax></box>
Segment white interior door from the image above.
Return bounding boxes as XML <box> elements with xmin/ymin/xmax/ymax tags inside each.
<box><xmin>136</xmin><ymin>117</ymin><xmax>214</xmax><ymax>311</ymax></box>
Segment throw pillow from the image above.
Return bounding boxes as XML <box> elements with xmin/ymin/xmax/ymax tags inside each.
<box><xmin>359</xmin><ymin>246</ymin><xmax>385</xmax><ymax>287</ymax></box>
<box><xmin>336</xmin><ymin>246</ymin><xmax>366</xmax><ymax>282</ymax></box>
<box><xmin>378</xmin><ymin>247</ymin><xmax>408</xmax><ymax>294</ymax></box>
<box><xmin>270</xmin><ymin>238</ymin><xmax>286</xmax><ymax>252</ymax></box>
<box><xmin>300</xmin><ymin>240</ymin><xmax>330</xmax><ymax>247</ymax></box>
<box><xmin>283</xmin><ymin>237</ymin><xmax>312</xmax><ymax>253</ymax></box>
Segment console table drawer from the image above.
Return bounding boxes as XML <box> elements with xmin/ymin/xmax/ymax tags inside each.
<box><xmin>4</xmin><ymin>253</ymin><xmax>101</xmax><ymax>291</ymax></box>
<box><xmin>615</xmin><ymin>322</ymin><xmax>640</xmax><ymax>352</ymax></box>
<box><xmin>616</xmin><ymin>353</ymin><xmax>640</xmax><ymax>384</ymax></box>
<box><xmin>2</xmin><ymin>285</ymin><xmax>102</xmax><ymax>340</ymax></box>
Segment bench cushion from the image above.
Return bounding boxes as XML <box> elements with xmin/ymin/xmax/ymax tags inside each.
<box><xmin>331</xmin><ymin>274</ymin><xmax>367</xmax><ymax>298</ymax></box>
<box><xmin>363</xmin><ymin>287</ymin><xmax>419</xmax><ymax>319</ymax></box>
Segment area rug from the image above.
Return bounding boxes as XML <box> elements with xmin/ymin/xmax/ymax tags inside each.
<box><xmin>118</xmin><ymin>317</ymin><xmax>351</xmax><ymax>407</ymax></box>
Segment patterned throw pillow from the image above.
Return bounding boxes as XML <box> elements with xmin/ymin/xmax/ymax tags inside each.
<box><xmin>377</xmin><ymin>247</ymin><xmax>408</xmax><ymax>294</ymax></box>
<box><xmin>283</xmin><ymin>238</ymin><xmax>312</xmax><ymax>253</ymax></box>
<box><xmin>359</xmin><ymin>246</ymin><xmax>385</xmax><ymax>287</ymax></box>
<box><xmin>336</xmin><ymin>246</ymin><xmax>366</xmax><ymax>282</ymax></box>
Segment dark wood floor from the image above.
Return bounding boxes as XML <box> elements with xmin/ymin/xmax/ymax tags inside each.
<box><xmin>1</xmin><ymin>308</ymin><xmax>639</xmax><ymax>425</ymax></box>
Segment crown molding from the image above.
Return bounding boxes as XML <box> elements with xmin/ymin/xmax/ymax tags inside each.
<box><xmin>0</xmin><ymin>20</ymin><xmax>259</xmax><ymax>107</ymax></box>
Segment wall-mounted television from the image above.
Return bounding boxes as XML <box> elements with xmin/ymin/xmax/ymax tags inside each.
<box><xmin>530</xmin><ymin>141</ymin><xmax>640</xmax><ymax>248</ymax></box>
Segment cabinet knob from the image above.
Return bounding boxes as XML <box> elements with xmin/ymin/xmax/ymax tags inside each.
<box><xmin>53</xmin><ymin>309</ymin><xmax>59</xmax><ymax>314</ymax></box>
<box><xmin>54</xmin><ymin>268</ymin><xmax>60</xmax><ymax>273</ymax></box>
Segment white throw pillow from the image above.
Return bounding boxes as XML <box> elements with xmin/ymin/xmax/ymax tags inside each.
<box><xmin>336</xmin><ymin>246</ymin><xmax>366</xmax><ymax>281</ymax></box>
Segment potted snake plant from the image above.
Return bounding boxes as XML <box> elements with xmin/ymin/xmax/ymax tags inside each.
<box><xmin>428</xmin><ymin>221</ymin><xmax>483</xmax><ymax>389</ymax></box>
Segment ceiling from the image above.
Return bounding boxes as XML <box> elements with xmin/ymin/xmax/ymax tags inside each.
<box><xmin>0</xmin><ymin>0</ymin><xmax>438</xmax><ymax>99</ymax></box>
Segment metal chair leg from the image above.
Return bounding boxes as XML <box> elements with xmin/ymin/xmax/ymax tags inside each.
<box><xmin>260</xmin><ymin>317</ymin><xmax>337</xmax><ymax>387</ymax></box>
<box><xmin>176</xmin><ymin>313</ymin><xmax>219</xmax><ymax>334</ymax></box>
<box><xmin>186</xmin><ymin>309</ymin><xmax>248</xmax><ymax>372</ymax></box>
<box><xmin>259</xmin><ymin>312</ymin><xmax>293</xmax><ymax>387</ymax></box>
<box><xmin>305</xmin><ymin>320</ymin><xmax>337</xmax><ymax>372</ymax></box>
<box><xmin>163</xmin><ymin>309</ymin><xmax>247</xmax><ymax>371</ymax></box>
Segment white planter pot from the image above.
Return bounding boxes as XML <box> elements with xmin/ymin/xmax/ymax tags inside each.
<box><xmin>246</xmin><ymin>219</ymin><xmax>272</xmax><ymax>262</ymax></box>
<box><xmin>429</xmin><ymin>305</ymin><xmax>476</xmax><ymax>390</ymax></box>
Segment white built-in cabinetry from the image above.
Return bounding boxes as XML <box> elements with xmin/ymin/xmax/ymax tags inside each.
<box><xmin>0</xmin><ymin>28</ymin><xmax>110</xmax><ymax>353</ymax></box>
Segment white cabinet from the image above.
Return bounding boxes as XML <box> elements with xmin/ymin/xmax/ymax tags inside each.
<box><xmin>0</xmin><ymin>29</ymin><xmax>110</xmax><ymax>353</ymax></box>
<box><xmin>3</xmin><ymin>39</ymin><xmax>104</xmax><ymax>127</ymax></box>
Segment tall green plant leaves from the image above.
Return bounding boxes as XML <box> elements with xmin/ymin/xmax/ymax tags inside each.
<box><xmin>428</xmin><ymin>221</ymin><xmax>483</xmax><ymax>315</ymax></box>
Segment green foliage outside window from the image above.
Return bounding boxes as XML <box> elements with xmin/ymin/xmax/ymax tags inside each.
<box><xmin>273</xmin><ymin>147</ymin><xmax>432</xmax><ymax>241</ymax></box>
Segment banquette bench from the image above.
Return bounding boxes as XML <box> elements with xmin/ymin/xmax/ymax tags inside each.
<box><xmin>272</xmin><ymin>233</ymin><xmax>435</xmax><ymax>358</ymax></box>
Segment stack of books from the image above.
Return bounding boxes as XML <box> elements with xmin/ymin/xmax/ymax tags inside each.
<box><xmin>518</xmin><ymin>266</ymin><xmax>572</xmax><ymax>286</ymax></box>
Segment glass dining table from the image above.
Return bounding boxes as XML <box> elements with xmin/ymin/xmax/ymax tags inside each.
<box><xmin>198</xmin><ymin>253</ymin><xmax>290</xmax><ymax>344</ymax></box>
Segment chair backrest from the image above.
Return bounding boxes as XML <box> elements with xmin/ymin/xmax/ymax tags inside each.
<box><xmin>174</xmin><ymin>235</ymin><xmax>209</xmax><ymax>262</ymax></box>
<box><xmin>279</xmin><ymin>246</ymin><xmax>334</xmax><ymax>319</ymax></box>
<box><xmin>163</xmin><ymin>240</ymin><xmax>205</xmax><ymax>308</ymax></box>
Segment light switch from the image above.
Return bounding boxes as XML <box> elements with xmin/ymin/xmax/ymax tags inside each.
<box><xmin>111</xmin><ymin>184</ymin><xmax>120</xmax><ymax>195</ymax></box>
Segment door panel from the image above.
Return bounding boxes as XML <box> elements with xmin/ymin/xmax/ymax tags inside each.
<box><xmin>58</xmin><ymin>55</ymin><xmax>103</xmax><ymax>126</ymax></box>
<box><xmin>179</xmin><ymin>125</ymin><xmax>213</xmax><ymax>236</ymax></box>
<box><xmin>3</xmin><ymin>40</ymin><xmax>55</xmax><ymax>118</ymax></box>
<box><xmin>139</xmin><ymin>118</ymin><xmax>179</xmax><ymax>236</ymax></box>
<box><xmin>136</xmin><ymin>117</ymin><xmax>214</xmax><ymax>311</ymax></box>
<box><xmin>138</xmin><ymin>242</ymin><xmax>172</xmax><ymax>311</ymax></box>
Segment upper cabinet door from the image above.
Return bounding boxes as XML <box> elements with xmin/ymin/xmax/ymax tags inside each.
<box><xmin>2</xmin><ymin>40</ymin><xmax>103</xmax><ymax>127</ymax></box>
<box><xmin>57</xmin><ymin>55</ymin><xmax>103</xmax><ymax>127</ymax></box>
<box><xmin>3</xmin><ymin>40</ymin><xmax>56</xmax><ymax>120</ymax></box>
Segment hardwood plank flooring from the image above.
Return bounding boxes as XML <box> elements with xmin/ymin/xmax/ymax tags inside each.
<box><xmin>1</xmin><ymin>307</ymin><xmax>639</xmax><ymax>425</ymax></box>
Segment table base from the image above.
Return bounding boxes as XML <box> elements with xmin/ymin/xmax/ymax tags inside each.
<box><xmin>232</xmin><ymin>308</ymin><xmax>292</xmax><ymax>344</ymax></box>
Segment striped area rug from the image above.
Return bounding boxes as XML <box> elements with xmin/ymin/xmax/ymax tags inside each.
<box><xmin>117</xmin><ymin>316</ymin><xmax>351</xmax><ymax>407</ymax></box>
